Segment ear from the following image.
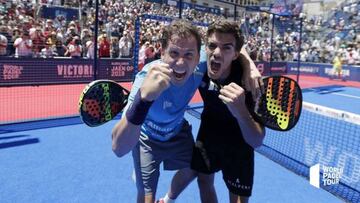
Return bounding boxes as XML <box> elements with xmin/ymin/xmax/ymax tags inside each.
<box><xmin>233</xmin><ymin>50</ymin><xmax>239</xmax><ymax>61</ymax></box>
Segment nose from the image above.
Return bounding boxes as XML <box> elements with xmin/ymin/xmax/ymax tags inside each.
<box><xmin>212</xmin><ymin>47</ymin><xmax>221</xmax><ymax>57</ymax></box>
<box><xmin>176</xmin><ymin>57</ymin><xmax>185</xmax><ymax>66</ymax></box>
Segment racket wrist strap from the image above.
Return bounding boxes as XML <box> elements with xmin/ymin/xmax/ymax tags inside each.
<box><xmin>126</xmin><ymin>90</ymin><xmax>153</xmax><ymax>125</ymax></box>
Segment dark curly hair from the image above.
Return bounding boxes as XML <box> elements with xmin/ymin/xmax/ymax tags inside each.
<box><xmin>206</xmin><ymin>20</ymin><xmax>244</xmax><ymax>52</ymax></box>
<box><xmin>160</xmin><ymin>19</ymin><xmax>202</xmax><ymax>54</ymax></box>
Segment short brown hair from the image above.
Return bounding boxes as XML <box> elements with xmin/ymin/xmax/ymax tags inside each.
<box><xmin>206</xmin><ymin>21</ymin><xmax>244</xmax><ymax>52</ymax></box>
<box><xmin>160</xmin><ymin>19</ymin><xmax>202</xmax><ymax>53</ymax></box>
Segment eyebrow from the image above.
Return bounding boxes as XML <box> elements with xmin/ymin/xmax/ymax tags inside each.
<box><xmin>223</xmin><ymin>43</ymin><xmax>235</xmax><ymax>47</ymax></box>
<box><xmin>169</xmin><ymin>47</ymin><xmax>197</xmax><ymax>52</ymax></box>
<box><xmin>208</xmin><ymin>42</ymin><xmax>235</xmax><ymax>47</ymax></box>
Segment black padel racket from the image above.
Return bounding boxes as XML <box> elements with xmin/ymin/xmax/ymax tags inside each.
<box><xmin>79</xmin><ymin>80</ymin><xmax>130</xmax><ymax>127</ymax></box>
<box><xmin>211</xmin><ymin>75</ymin><xmax>302</xmax><ymax>131</ymax></box>
<box><xmin>252</xmin><ymin>75</ymin><xmax>302</xmax><ymax>131</ymax></box>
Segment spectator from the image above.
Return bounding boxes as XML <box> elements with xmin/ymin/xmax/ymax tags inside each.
<box><xmin>11</xmin><ymin>27</ymin><xmax>22</xmax><ymax>55</ymax></box>
<box><xmin>1</xmin><ymin>0</ymin><xmax>358</xmax><ymax>62</ymax></box>
<box><xmin>54</xmin><ymin>40</ymin><xmax>67</xmax><ymax>57</ymax></box>
<box><xmin>98</xmin><ymin>34</ymin><xmax>110</xmax><ymax>58</ymax></box>
<box><xmin>346</xmin><ymin>47</ymin><xmax>358</xmax><ymax>65</ymax></box>
<box><xmin>13</xmin><ymin>30</ymin><xmax>33</xmax><ymax>57</ymax></box>
<box><xmin>86</xmin><ymin>39</ymin><xmax>94</xmax><ymax>59</ymax></box>
<box><xmin>154</xmin><ymin>41</ymin><xmax>161</xmax><ymax>60</ymax></box>
<box><xmin>0</xmin><ymin>33</ymin><xmax>7</xmax><ymax>56</ymax></box>
<box><xmin>66</xmin><ymin>36</ymin><xmax>82</xmax><ymax>58</ymax></box>
<box><xmin>138</xmin><ymin>41</ymin><xmax>150</xmax><ymax>70</ymax></box>
<box><xmin>110</xmin><ymin>36</ymin><xmax>120</xmax><ymax>58</ymax></box>
<box><xmin>31</xmin><ymin>27</ymin><xmax>45</xmax><ymax>57</ymax></box>
<box><xmin>144</xmin><ymin>44</ymin><xmax>155</xmax><ymax>64</ymax></box>
<box><xmin>81</xmin><ymin>28</ymin><xmax>92</xmax><ymax>54</ymax></box>
<box><xmin>40</xmin><ymin>38</ymin><xmax>55</xmax><ymax>58</ymax></box>
<box><xmin>119</xmin><ymin>31</ymin><xmax>131</xmax><ymax>58</ymax></box>
<box><xmin>0</xmin><ymin>25</ymin><xmax>11</xmax><ymax>56</ymax></box>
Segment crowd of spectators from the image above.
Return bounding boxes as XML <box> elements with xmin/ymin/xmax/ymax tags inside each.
<box><xmin>0</xmin><ymin>0</ymin><xmax>359</xmax><ymax>65</ymax></box>
<box><xmin>243</xmin><ymin>0</ymin><xmax>360</xmax><ymax>65</ymax></box>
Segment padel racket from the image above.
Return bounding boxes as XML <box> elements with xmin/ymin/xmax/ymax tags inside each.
<box><xmin>212</xmin><ymin>75</ymin><xmax>302</xmax><ymax>131</ymax></box>
<box><xmin>252</xmin><ymin>75</ymin><xmax>302</xmax><ymax>131</ymax></box>
<box><xmin>79</xmin><ymin>80</ymin><xmax>130</xmax><ymax>127</ymax></box>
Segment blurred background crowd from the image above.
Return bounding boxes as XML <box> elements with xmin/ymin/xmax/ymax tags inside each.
<box><xmin>0</xmin><ymin>0</ymin><xmax>359</xmax><ymax>65</ymax></box>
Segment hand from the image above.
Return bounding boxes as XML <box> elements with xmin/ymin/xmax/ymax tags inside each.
<box><xmin>239</xmin><ymin>48</ymin><xmax>263</xmax><ymax>101</ymax></box>
<box><xmin>140</xmin><ymin>63</ymin><xmax>172</xmax><ymax>101</ymax></box>
<box><xmin>26</xmin><ymin>40</ymin><xmax>32</xmax><ymax>47</ymax></box>
<box><xmin>218</xmin><ymin>83</ymin><xmax>247</xmax><ymax>119</ymax></box>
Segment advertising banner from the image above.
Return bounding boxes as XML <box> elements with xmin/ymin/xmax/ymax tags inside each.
<box><xmin>0</xmin><ymin>58</ymin><xmax>134</xmax><ymax>86</ymax></box>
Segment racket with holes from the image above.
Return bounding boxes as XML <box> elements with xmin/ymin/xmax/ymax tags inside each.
<box><xmin>79</xmin><ymin>80</ymin><xmax>130</xmax><ymax>127</ymax></box>
<box><xmin>211</xmin><ymin>75</ymin><xmax>302</xmax><ymax>131</ymax></box>
<box><xmin>251</xmin><ymin>75</ymin><xmax>302</xmax><ymax>131</ymax></box>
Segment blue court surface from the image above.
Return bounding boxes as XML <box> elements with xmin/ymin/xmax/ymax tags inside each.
<box><xmin>0</xmin><ymin>113</ymin><xmax>342</xmax><ymax>203</ymax></box>
<box><xmin>2</xmin><ymin>85</ymin><xmax>359</xmax><ymax>202</ymax></box>
<box><xmin>303</xmin><ymin>86</ymin><xmax>360</xmax><ymax>114</ymax></box>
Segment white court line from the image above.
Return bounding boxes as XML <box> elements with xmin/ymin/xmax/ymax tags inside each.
<box><xmin>332</xmin><ymin>93</ymin><xmax>360</xmax><ymax>99</ymax></box>
<box><xmin>308</xmin><ymin>88</ymin><xmax>360</xmax><ymax>100</ymax></box>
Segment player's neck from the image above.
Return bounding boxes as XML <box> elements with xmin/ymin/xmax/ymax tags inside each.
<box><xmin>217</xmin><ymin>66</ymin><xmax>232</xmax><ymax>84</ymax></box>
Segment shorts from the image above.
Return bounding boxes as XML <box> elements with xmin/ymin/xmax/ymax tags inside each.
<box><xmin>191</xmin><ymin>140</ymin><xmax>254</xmax><ymax>197</ymax></box>
<box><xmin>334</xmin><ymin>66</ymin><xmax>342</xmax><ymax>73</ymax></box>
<box><xmin>132</xmin><ymin>120</ymin><xmax>194</xmax><ymax>195</ymax></box>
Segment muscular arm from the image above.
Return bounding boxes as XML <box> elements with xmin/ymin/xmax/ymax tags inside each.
<box><xmin>111</xmin><ymin>63</ymin><xmax>172</xmax><ymax>157</ymax></box>
<box><xmin>111</xmin><ymin>114</ymin><xmax>142</xmax><ymax>157</ymax></box>
<box><xmin>234</xmin><ymin>106</ymin><xmax>265</xmax><ymax>148</ymax></box>
<box><xmin>237</xmin><ymin>48</ymin><xmax>266</xmax><ymax>147</ymax></box>
<box><xmin>239</xmin><ymin>47</ymin><xmax>263</xmax><ymax>101</ymax></box>
<box><xmin>219</xmin><ymin>83</ymin><xmax>265</xmax><ymax>148</ymax></box>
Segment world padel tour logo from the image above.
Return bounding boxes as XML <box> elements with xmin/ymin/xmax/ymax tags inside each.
<box><xmin>310</xmin><ymin>164</ymin><xmax>343</xmax><ymax>188</ymax></box>
<box><xmin>2</xmin><ymin>64</ymin><xmax>23</xmax><ymax>80</ymax></box>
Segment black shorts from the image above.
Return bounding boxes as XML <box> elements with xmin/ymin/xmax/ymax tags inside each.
<box><xmin>191</xmin><ymin>140</ymin><xmax>254</xmax><ymax>197</ymax></box>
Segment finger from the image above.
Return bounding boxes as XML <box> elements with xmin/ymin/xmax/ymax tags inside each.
<box><xmin>152</xmin><ymin>62</ymin><xmax>170</xmax><ymax>71</ymax></box>
<box><xmin>223</xmin><ymin>83</ymin><xmax>245</xmax><ymax>97</ymax></box>
<box><xmin>218</xmin><ymin>94</ymin><xmax>232</xmax><ymax>104</ymax></box>
<box><xmin>160</xmin><ymin>76</ymin><xmax>171</xmax><ymax>88</ymax></box>
<box><xmin>148</xmin><ymin>64</ymin><xmax>172</xmax><ymax>82</ymax></box>
<box><xmin>228</xmin><ymin>83</ymin><xmax>243</xmax><ymax>92</ymax></box>
<box><xmin>157</xmin><ymin>64</ymin><xmax>173</xmax><ymax>75</ymax></box>
<box><xmin>158</xmin><ymin>71</ymin><xmax>172</xmax><ymax>84</ymax></box>
<box><xmin>219</xmin><ymin>87</ymin><xmax>238</xmax><ymax>100</ymax></box>
<box><xmin>150</xmin><ymin>64</ymin><xmax>173</xmax><ymax>80</ymax></box>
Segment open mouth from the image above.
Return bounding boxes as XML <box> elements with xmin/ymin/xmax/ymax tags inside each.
<box><xmin>173</xmin><ymin>70</ymin><xmax>186</xmax><ymax>80</ymax></box>
<box><xmin>210</xmin><ymin>61</ymin><xmax>221</xmax><ymax>73</ymax></box>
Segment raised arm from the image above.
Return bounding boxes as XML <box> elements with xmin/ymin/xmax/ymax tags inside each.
<box><xmin>218</xmin><ymin>83</ymin><xmax>265</xmax><ymax>148</ymax></box>
<box><xmin>111</xmin><ymin>63</ymin><xmax>172</xmax><ymax>157</ymax></box>
<box><xmin>239</xmin><ymin>47</ymin><xmax>263</xmax><ymax>101</ymax></box>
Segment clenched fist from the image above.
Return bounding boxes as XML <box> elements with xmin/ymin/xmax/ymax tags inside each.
<box><xmin>140</xmin><ymin>63</ymin><xmax>173</xmax><ymax>101</ymax></box>
<box><xmin>218</xmin><ymin>82</ymin><xmax>248</xmax><ymax>119</ymax></box>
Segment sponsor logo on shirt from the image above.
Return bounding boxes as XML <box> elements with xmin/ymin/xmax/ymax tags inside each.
<box><xmin>163</xmin><ymin>101</ymin><xmax>172</xmax><ymax>109</ymax></box>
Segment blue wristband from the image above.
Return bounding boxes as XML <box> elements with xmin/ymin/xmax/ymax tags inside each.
<box><xmin>126</xmin><ymin>90</ymin><xmax>153</xmax><ymax>125</ymax></box>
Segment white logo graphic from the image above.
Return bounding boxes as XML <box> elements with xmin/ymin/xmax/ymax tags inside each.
<box><xmin>163</xmin><ymin>101</ymin><xmax>172</xmax><ymax>109</ymax></box>
<box><xmin>309</xmin><ymin>164</ymin><xmax>343</xmax><ymax>188</ymax></box>
<box><xmin>226</xmin><ymin>178</ymin><xmax>251</xmax><ymax>190</ymax></box>
<box><xmin>310</xmin><ymin>164</ymin><xmax>320</xmax><ymax>188</ymax></box>
<box><xmin>208</xmin><ymin>80</ymin><xmax>220</xmax><ymax>91</ymax></box>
